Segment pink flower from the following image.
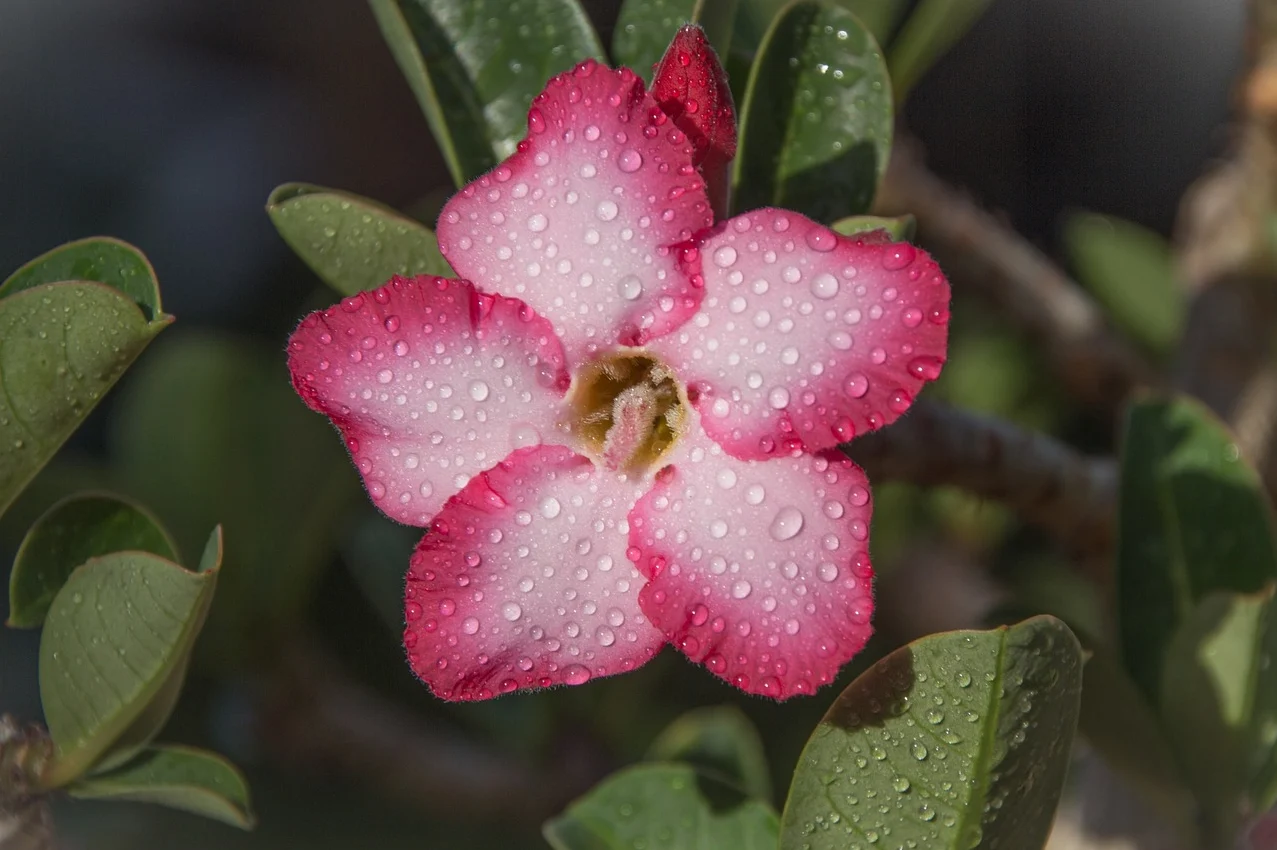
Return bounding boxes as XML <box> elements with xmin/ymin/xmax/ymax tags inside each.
<box><xmin>287</xmin><ymin>31</ymin><xmax>949</xmax><ymax>701</ymax></box>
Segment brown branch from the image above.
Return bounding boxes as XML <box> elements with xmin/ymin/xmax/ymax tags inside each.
<box><xmin>844</xmin><ymin>400</ymin><xmax>1117</xmax><ymax>557</ymax></box>
<box><xmin>875</xmin><ymin>144</ymin><xmax>1160</xmax><ymax>408</ymax></box>
<box><xmin>258</xmin><ymin>641</ymin><xmax>600</xmax><ymax>825</ymax></box>
<box><xmin>1174</xmin><ymin>0</ymin><xmax>1277</xmax><ymax>484</ymax></box>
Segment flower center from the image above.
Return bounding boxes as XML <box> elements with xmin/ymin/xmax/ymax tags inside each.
<box><xmin>565</xmin><ymin>352</ymin><xmax>687</xmax><ymax>474</ymax></box>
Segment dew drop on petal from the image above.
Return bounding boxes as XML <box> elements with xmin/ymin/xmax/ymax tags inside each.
<box><xmin>769</xmin><ymin>506</ymin><xmax>805</xmax><ymax>541</ymax></box>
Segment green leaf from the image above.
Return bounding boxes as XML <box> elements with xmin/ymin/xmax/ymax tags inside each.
<box><xmin>368</xmin><ymin>0</ymin><xmax>606</xmax><ymax>187</ymax></box>
<box><xmin>1</xmin><ymin>237</ymin><xmax>164</xmax><ymax>322</ymax></box>
<box><xmin>111</xmin><ymin>334</ymin><xmax>356</xmax><ymax>670</ymax></box>
<box><xmin>69</xmin><ymin>744</ymin><xmax>254</xmax><ymax>829</ymax></box>
<box><xmin>37</xmin><ymin>547</ymin><xmax>221</xmax><ymax>787</ymax></box>
<box><xmin>1064</xmin><ymin>212</ymin><xmax>1184</xmax><ymax>354</ymax></box>
<box><xmin>1076</xmin><ymin>648</ymin><xmax>1195</xmax><ymax>827</ymax></box>
<box><xmin>7</xmin><ymin>493</ymin><xmax>178</xmax><ymax>628</ymax></box>
<box><xmin>839</xmin><ymin>0</ymin><xmax>908</xmax><ymax>46</ymax></box>
<box><xmin>779</xmin><ymin>616</ymin><xmax>1082</xmax><ymax>850</ymax></box>
<box><xmin>646</xmin><ymin>706</ymin><xmax>771</xmax><ymax>801</ymax></box>
<box><xmin>544</xmin><ymin>763</ymin><xmax>779</xmax><ymax>850</ymax></box>
<box><xmin>832</xmin><ymin>214</ymin><xmax>916</xmax><ymax>241</ymax></box>
<box><xmin>266</xmin><ymin>183</ymin><xmax>452</xmax><ymax>297</ymax></box>
<box><xmin>888</xmin><ymin>0</ymin><xmax>994</xmax><ymax>104</ymax></box>
<box><xmin>1161</xmin><ymin>587</ymin><xmax>1277</xmax><ymax>834</ymax></box>
<box><xmin>733</xmin><ymin>1</ymin><xmax>892</xmax><ymax>221</ymax></box>
<box><xmin>0</xmin><ymin>282</ymin><xmax>171</xmax><ymax>520</ymax></box>
<box><xmin>1117</xmin><ymin>395</ymin><xmax>1277</xmax><ymax>700</ymax></box>
<box><xmin>613</xmin><ymin>0</ymin><xmax>740</xmax><ymax>78</ymax></box>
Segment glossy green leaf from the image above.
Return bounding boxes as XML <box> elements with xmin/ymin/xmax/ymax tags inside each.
<box><xmin>1117</xmin><ymin>396</ymin><xmax>1277</xmax><ymax>700</ymax></box>
<box><xmin>780</xmin><ymin>616</ymin><xmax>1082</xmax><ymax>850</ymax></box>
<box><xmin>7</xmin><ymin>493</ymin><xmax>178</xmax><ymax>628</ymax></box>
<box><xmin>1064</xmin><ymin>212</ymin><xmax>1184</xmax><ymax>354</ymax></box>
<box><xmin>369</xmin><ymin>0</ymin><xmax>606</xmax><ymax>187</ymax></box>
<box><xmin>266</xmin><ymin>183</ymin><xmax>452</xmax><ymax>297</ymax></box>
<box><xmin>733</xmin><ymin>1</ymin><xmax>892</xmax><ymax>221</ymax></box>
<box><xmin>613</xmin><ymin>0</ymin><xmax>740</xmax><ymax>78</ymax></box>
<box><xmin>888</xmin><ymin>0</ymin><xmax>995</xmax><ymax>104</ymax></box>
<box><xmin>832</xmin><ymin>213</ymin><xmax>916</xmax><ymax>241</ymax></box>
<box><xmin>840</xmin><ymin>0</ymin><xmax>909</xmax><ymax>46</ymax></box>
<box><xmin>0</xmin><ymin>237</ymin><xmax>163</xmax><ymax>321</ymax></box>
<box><xmin>0</xmin><ymin>282</ymin><xmax>171</xmax><ymax>520</ymax></box>
<box><xmin>544</xmin><ymin>763</ymin><xmax>779</xmax><ymax>850</ymax></box>
<box><xmin>37</xmin><ymin>546</ymin><xmax>221</xmax><ymax>788</ymax></box>
<box><xmin>111</xmin><ymin>334</ymin><xmax>356</xmax><ymax>669</ymax></box>
<box><xmin>1161</xmin><ymin>587</ymin><xmax>1277</xmax><ymax>833</ymax></box>
<box><xmin>69</xmin><ymin>744</ymin><xmax>254</xmax><ymax>829</ymax></box>
<box><xmin>646</xmin><ymin>706</ymin><xmax>771</xmax><ymax>801</ymax></box>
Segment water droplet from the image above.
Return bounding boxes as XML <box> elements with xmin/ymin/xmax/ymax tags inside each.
<box><xmin>882</xmin><ymin>244</ymin><xmax>916</xmax><ymax>270</ymax></box>
<box><xmin>461</xmin><ymin>617</ymin><xmax>480</xmax><ymax>635</ymax></box>
<box><xmin>596</xmin><ymin>200</ymin><xmax>619</xmax><ymax>221</ymax></box>
<box><xmin>956</xmin><ymin>671</ymin><xmax>972</xmax><ymax>688</ymax></box>
<box><xmin>844</xmin><ymin>373</ymin><xmax>869</xmax><ymax>398</ymax></box>
<box><xmin>540</xmin><ymin>497</ymin><xmax>562</xmax><ymax>519</ymax></box>
<box><xmin>618</xmin><ymin>274</ymin><xmax>643</xmax><ymax>300</ymax></box>
<box><xmin>893</xmin><ymin>776</ymin><xmax>911</xmax><ymax>793</ymax></box>
<box><xmin>805</xmin><ymin>226</ymin><xmax>838</xmax><ymax>252</ymax></box>
<box><xmin>911</xmin><ymin>742</ymin><xmax>928</xmax><ymax>760</ymax></box>
<box><xmin>713</xmin><ymin>245</ymin><xmax>738</xmax><ymax>268</ymax></box>
<box><xmin>810</xmin><ymin>272</ymin><xmax>839</xmax><ymax>299</ymax></box>
<box><xmin>527</xmin><ymin>213</ymin><xmax>548</xmax><ymax>232</ymax></box>
<box><xmin>617</xmin><ymin>149</ymin><xmax>643</xmax><ymax>172</ymax></box>
<box><xmin>770</xmin><ymin>507</ymin><xmax>805</xmax><ymax>541</ymax></box>
<box><xmin>731</xmin><ymin>580</ymin><xmax>752</xmax><ymax>599</ymax></box>
<box><xmin>469</xmin><ymin>380</ymin><xmax>490</xmax><ymax>402</ymax></box>
<box><xmin>563</xmin><ymin>665</ymin><xmax>591</xmax><ymax>685</ymax></box>
<box><xmin>501</xmin><ymin>602</ymin><xmax>522</xmax><ymax>622</ymax></box>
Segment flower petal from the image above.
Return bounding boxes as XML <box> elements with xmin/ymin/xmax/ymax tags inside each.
<box><xmin>651</xmin><ymin>209</ymin><xmax>950</xmax><ymax>460</ymax></box>
<box><xmin>628</xmin><ymin>419</ymin><xmax>874</xmax><ymax>699</ymax></box>
<box><xmin>650</xmin><ymin>25</ymin><xmax>736</xmax><ymax>217</ymax></box>
<box><xmin>405</xmin><ymin>445</ymin><xmax>664</xmax><ymax>700</ymax></box>
<box><xmin>288</xmin><ymin>275</ymin><xmax>570</xmax><ymax>526</ymax></box>
<box><xmin>437</xmin><ymin>60</ymin><xmax>714</xmax><ymax>366</ymax></box>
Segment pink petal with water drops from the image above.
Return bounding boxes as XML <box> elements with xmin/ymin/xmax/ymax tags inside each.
<box><xmin>288</xmin><ymin>275</ymin><xmax>570</xmax><ymax>526</ymax></box>
<box><xmin>404</xmin><ymin>444</ymin><xmax>664</xmax><ymax>700</ymax></box>
<box><xmin>628</xmin><ymin>419</ymin><xmax>874</xmax><ymax>699</ymax></box>
<box><xmin>650</xmin><ymin>209</ymin><xmax>950</xmax><ymax>460</ymax></box>
<box><xmin>436</xmin><ymin>59</ymin><xmax>714</xmax><ymax>366</ymax></box>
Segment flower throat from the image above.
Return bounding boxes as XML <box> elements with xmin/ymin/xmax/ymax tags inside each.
<box><xmin>565</xmin><ymin>353</ymin><xmax>686</xmax><ymax>474</ymax></box>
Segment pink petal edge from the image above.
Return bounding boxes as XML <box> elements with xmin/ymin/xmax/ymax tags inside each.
<box><xmin>628</xmin><ymin>417</ymin><xmax>874</xmax><ymax>699</ymax></box>
<box><xmin>405</xmin><ymin>444</ymin><xmax>664</xmax><ymax>700</ymax></box>
<box><xmin>288</xmin><ymin>275</ymin><xmax>571</xmax><ymax>526</ymax></box>
<box><xmin>651</xmin><ymin>209</ymin><xmax>950</xmax><ymax>460</ymax></box>
<box><xmin>436</xmin><ymin>59</ymin><xmax>714</xmax><ymax>367</ymax></box>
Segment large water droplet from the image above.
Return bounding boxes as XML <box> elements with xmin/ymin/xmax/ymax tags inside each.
<box><xmin>618</xmin><ymin>274</ymin><xmax>643</xmax><ymax>301</ymax></box>
<box><xmin>769</xmin><ymin>506</ymin><xmax>805</xmax><ymax>541</ymax></box>
<box><xmin>617</xmin><ymin>149</ymin><xmax>643</xmax><ymax>172</ymax></box>
<box><xmin>469</xmin><ymin>380</ymin><xmax>490</xmax><ymax>402</ymax></box>
<box><xmin>810</xmin><ymin>272</ymin><xmax>839</xmax><ymax>299</ymax></box>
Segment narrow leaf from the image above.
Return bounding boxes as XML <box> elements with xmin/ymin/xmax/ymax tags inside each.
<box><xmin>69</xmin><ymin>744</ymin><xmax>254</xmax><ymax>829</ymax></box>
<box><xmin>1161</xmin><ymin>587</ymin><xmax>1277</xmax><ymax>829</ymax></box>
<box><xmin>1117</xmin><ymin>395</ymin><xmax>1277</xmax><ymax>700</ymax></box>
<box><xmin>613</xmin><ymin>0</ymin><xmax>740</xmax><ymax>79</ymax></box>
<box><xmin>0</xmin><ymin>282</ymin><xmax>170</xmax><ymax>519</ymax></box>
<box><xmin>888</xmin><ymin>0</ymin><xmax>995</xmax><ymax>104</ymax></box>
<box><xmin>646</xmin><ymin>706</ymin><xmax>772</xmax><ymax>801</ymax></box>
<box><xmin>1</xmin><ymin>237</ymin><xmax>163</xmax><ymax>322</ymax></box>
<box><xmin>368</xmin><ymin>0</ymin><xmax>606</xmax><ymax>187</ymax></box>
<box><xmin>733</xmin><ymin>1</ymin><xmax>892</xmax><ymax>221</ymax></box>
<box><xmin>780</xmin><ymin>616</ymin><xmax>1083</xmax><ymax>850</ymax></box>
<box><xmin>545</xmin><ymin>763</ymin><xmax>778</xmax><ymax>850</ymax></box>
<box><xmin>38</xmin><ymin>549</ymin><xmax>220</xmax><ymax>787</ymax></box>
<box><xmin>7</xmin><ymin>493</ymin><xmax>178</xmax><ymax>628</ymax></box>
<box><xmin>832</xmin><ymin>214</ymin><xmax>916</xmax><ymax>241</ymax></box>
<box><xmin>267</xmin><ymin>183</ymin><xmax>452</xmax><ymax>297</ymax></box>
<box><xmin>1064</xmin><ymin>212</ymin><xmax>1184</xmax><ymax>354</ymax></box>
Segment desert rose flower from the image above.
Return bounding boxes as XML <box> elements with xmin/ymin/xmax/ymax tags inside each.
<box><xmin>287</xmin><ymin>28</ymin><xmax>949</xmax><ymax>701</ymax></box>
